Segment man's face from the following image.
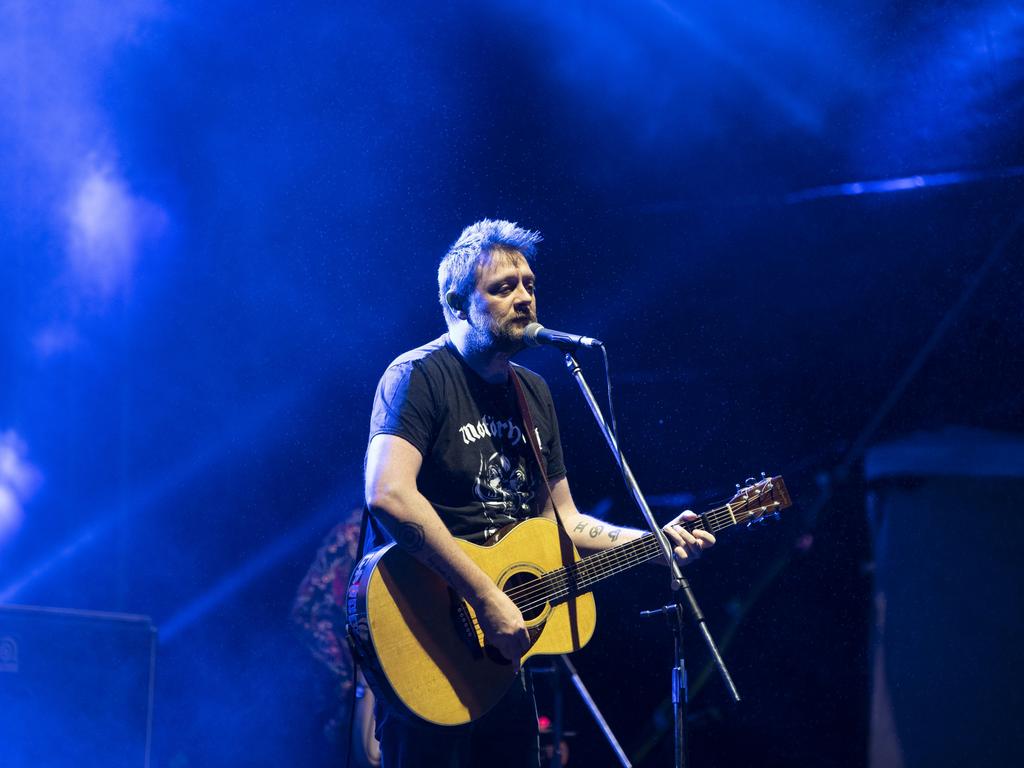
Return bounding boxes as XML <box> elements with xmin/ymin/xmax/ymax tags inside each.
<box><xmin>466</xmin><ymin>248</ymin><xmax>537</xmax><ymax>352</ymax></box>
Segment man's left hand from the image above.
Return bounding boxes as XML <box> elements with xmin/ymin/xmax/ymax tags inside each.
<box><xmin>663</xmin><ymin>510</ymin><xmax>715</xmax><ymax>565</ymax></box>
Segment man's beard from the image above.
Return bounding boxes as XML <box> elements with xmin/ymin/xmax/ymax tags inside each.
<box><xmin>498</xmin><ymin>311</ymin><xmax>537</xmax><ymax>349</ymax></box>
<box><xmin>467</xmin><ymin>312</ymin><xmax>535</xmax><ymax>355</ymax></box>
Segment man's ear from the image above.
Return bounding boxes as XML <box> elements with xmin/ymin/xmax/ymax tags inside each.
<box><xmin>446</xmin><ymin>291</ymin><xmax>467</xmax><ymax>319</ymax></box>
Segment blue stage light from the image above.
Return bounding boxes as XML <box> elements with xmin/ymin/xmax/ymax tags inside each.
<box><xmin>785</xmin><ymin>165</ymin><xmax>1024</xmax><ymax>203</ymax></box>
<box><xmin>0</xmin><ymin>430</ymin><xmax>42</xmax><ymax>547</ymax></box>
<box><xmin>65</xmin><ymin>166</ymin><xmax>167</xmax><ymax>303</ymax></box>
<box><xmin>0</xmin><ymin>384</ymin><xmax>304</xmax><ymax>603</ymax></box>
<box><xmin>159</xmin><ymin>487</ymin><xmax>358</xmax><ymax>642</ymax></box>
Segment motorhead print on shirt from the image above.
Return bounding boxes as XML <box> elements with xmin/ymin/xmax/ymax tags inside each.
<box><xmin>368</xmin><ymin>335</ymin><xmax>565</xmax><ymax>543</ymax></box>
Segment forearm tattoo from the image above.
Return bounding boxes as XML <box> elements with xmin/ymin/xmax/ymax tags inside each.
<box><xmin>576</xmin><ymin>520</ymin><xmax>623</xmax><ymax>543</ymax></box>
<box><xmin>393</xmin><ymin>523</ymin><xmax>465</xmax><ymax>592</ymax></box>
<box><xmin>395</xmin><ymin>521</ymin><xmax>426</xmax><ymax>553</ymax></box>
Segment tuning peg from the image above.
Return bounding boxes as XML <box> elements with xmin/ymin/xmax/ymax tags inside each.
<box><xmin>773</xmin><ymin>511</ymin><xmax>781</xmax><ymax>521</ymax></box>
<box><xmin>761</xmin><ymin>471</ymin><xmax>766</xmax><ymax>479</ymax></box>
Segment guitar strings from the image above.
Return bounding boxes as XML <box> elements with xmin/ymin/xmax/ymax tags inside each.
<box><xmin>465</xmin><ymin>543</ymin><xmax>682</xmax><ymax>635</ymax></box>
<box><xmin>493</xmin><ymin>497</ymin><xmax>750</xmax><ymax>606</ymax></box>
<box><xmin>463</xmin><ymin>542</ymin><xmax>664</xmax><ymax>635</ymax></box>
<box><xmin>461</xmin><ymin>497</ymin><xmax>781</xmax><ymax>635</ymax></box>
<box><xmin>491</xmin><ymin>500</ymin><xmax>746</xmax><ymax>609</ymax></box>
<box><xmin>463</xmin><ymin>537</ymin><xmax>658</xmax><ymax>634</ymax></box>
<box><xmin>497</xmin><ymin>495</ymin><xmax>782</xmax><ymax>619</ymax></box>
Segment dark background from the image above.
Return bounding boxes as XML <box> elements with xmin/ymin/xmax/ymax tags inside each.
<box><xmin>2</xmin><ymin>1</ymin><xmax>1022</xmax><ymax>765</ymax></box>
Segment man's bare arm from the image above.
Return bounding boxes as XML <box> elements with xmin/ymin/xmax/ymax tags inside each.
<box><xmin>364</xmin><ymin>433</ymin><xmax>530</xmax><ymax>664</ymax></box>
<box><xmin>540</xmin><ymin>476</ymin><xmax>715</xmax><ymax>562</ymax></box>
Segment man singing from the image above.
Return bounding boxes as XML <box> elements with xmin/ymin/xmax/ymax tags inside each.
<box><xmin>364</xmin><ymin>219</ymin><xmax>715</xmax><ymax>767</ymax></box>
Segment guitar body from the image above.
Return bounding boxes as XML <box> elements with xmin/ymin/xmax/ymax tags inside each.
<box><xmin>346</xmin><ymin>517</ymin><xmax>596</xmax><ymax>726</ymax></box>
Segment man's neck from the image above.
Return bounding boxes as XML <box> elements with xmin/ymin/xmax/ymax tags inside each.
<box><xmin>448</xmin><ymin>327</ymin><xmax>514</xmax><ymax>384</ymax></box>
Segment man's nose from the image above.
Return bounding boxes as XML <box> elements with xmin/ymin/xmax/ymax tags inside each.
<box><xmin>512</xmin><ymin>284</ymin><xmax>533</xmax><ymax>304</ymax></box>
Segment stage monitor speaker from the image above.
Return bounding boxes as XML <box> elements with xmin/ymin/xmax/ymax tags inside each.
<box><xmin>0</xmin><ymin>604</ymin><xmax>156</xmax><ymax>768</ymax></box>
<box><xmin>865</xmin><ymin>428</ymin><xmax>1024</xmax><ymax>768</ymax></box>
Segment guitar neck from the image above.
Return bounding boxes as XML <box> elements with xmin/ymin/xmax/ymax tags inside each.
<box><xmin>572</xmin><ymin>500</ymin><xmax>750</xmax><ymax>592</ymax></box>
<box><xmin>510</xmin><ymin>477</ymin><xmax>789</xmax><ymax>613</ymax></box>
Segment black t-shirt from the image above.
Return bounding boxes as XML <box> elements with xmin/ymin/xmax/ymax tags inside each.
<box><xmin>368</xmin><ymin>335</ymin><xmax>566</xmax><ymax>543</ymax></box>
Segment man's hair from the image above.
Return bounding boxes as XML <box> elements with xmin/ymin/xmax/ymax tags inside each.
<box><xmin>438</xmin><ymin>219</ymin><xmax>542</xmax><ymax>325</ymax></box>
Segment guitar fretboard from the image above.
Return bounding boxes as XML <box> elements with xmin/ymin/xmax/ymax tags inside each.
<box><xmin>507</xmin><ymin>490</ymin><xmax>785</xmax><ymax>616</ymax></box>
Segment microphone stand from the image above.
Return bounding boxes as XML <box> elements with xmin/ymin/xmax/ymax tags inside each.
<box><xmin>562</xmin><ymin>352</ymin><xmax>741</xmax><ymax>768</ymax></box>
<box><xmin>559</xmin><ymin>654</ymin><xmax>633</xmax><ymax>768</ymax></box>
<box><xmin>532</xmin><ymin>655</ymin><xmax>632</xmax><ymax>768</ymax></box>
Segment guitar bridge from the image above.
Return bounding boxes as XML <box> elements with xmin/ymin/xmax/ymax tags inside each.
<box><xmin>450</xmin><ymin>589</ymin><xmax>484</xmax><ymax>653</ymax></box>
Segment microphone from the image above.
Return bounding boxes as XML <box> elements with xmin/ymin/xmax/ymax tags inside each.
<box><xmin>523</xmin><ymin>322</ymin><xmax>603</xmax><ymax>350</ymax></box>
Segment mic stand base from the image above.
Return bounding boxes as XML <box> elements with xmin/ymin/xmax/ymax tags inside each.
<box><xmin>672</xmin><ymin>601</ymin><xmax>688</xmax><ymax>768</ymax></box>
<box><xmin>531</xmin><ymin>657</ymin><xmax>632</xmax><ymax>768</ymax></box>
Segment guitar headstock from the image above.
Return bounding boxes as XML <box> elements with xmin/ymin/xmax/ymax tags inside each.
<box><xmin>728</xmin><ymin>474</ymin><xmax>792</xmax><ymax>527</ymax></box>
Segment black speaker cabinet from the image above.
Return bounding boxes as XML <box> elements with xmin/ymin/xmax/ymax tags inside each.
<box><xmin>866</xmin><ymin>428</ymin><xmax>1024</xmax><ymax>768</ymax></box>
<box><xmin>0</xmin><ymin>604</ymin><xmax>156</xmax><ymax>768</ymax></box>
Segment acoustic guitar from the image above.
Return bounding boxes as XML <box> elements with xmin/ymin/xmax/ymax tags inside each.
<box><xmin>346</xmin><ymin>475</ymin><xmax>790</xmax><ymax>726</ymax></box>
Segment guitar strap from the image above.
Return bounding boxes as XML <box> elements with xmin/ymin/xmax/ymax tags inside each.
<box><xmin>509</xmin><ymin>366</ymin><xmax>582</xmax><ymax>649</ymax></box>
<box><xmin>355</xmin><ymin>507</ymin><xmax>372</xmax><ymax>567</ymax></box>
<box><xmin>508</xmin><ymin>366</ymin><xmax>565</xmax><ymax>529</ymax></box>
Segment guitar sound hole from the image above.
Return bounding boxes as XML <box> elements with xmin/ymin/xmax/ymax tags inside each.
<box><xmin>503</xmin><ymin>571</ymin><xmax>544</xmax><ymax>620</ymax></box>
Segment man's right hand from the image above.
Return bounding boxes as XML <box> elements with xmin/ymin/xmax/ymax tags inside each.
<box><xmin>472</xmin><ymin>587</ymin><xmax>531</xmax><ymax>672</ymax></box>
